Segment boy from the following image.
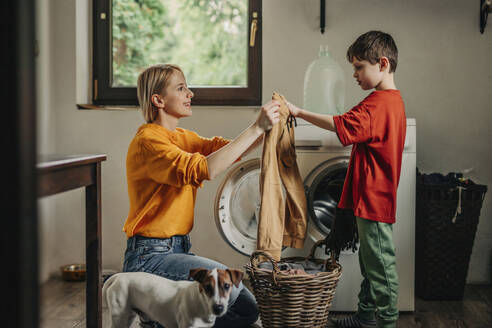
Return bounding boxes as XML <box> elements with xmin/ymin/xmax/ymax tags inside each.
<box><xmin>286</xmin><ymin>31</ymin><xmax>406</xmax><ymax>328</ymax></box>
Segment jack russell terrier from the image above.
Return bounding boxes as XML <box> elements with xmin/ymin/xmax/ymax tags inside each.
<box><xmin>103</xmin><ymin>267</ymin><xmax>243</xmax><ymax>328</ymax></box>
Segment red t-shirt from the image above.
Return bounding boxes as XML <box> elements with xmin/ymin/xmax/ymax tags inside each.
<box><xmin>333</xmin><ymin>89</ymin><xmax>406</xmax><ymax>223</ymax></box>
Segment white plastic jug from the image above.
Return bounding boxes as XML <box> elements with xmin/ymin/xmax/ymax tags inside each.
<box><xmin>304</xmin><ymin>45</ymin><xmax>345</xmax><ymax>115</ymax></box>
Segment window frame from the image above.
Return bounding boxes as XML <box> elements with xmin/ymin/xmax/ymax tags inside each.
<box><xmin>92</xmin><ymin>0</ymin><xmax>262</xmax><ymax>106</ymax></box>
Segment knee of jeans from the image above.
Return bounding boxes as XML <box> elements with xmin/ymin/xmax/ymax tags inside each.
<box><xmin>242</xmin><ymin>288</ymin><xmax>259</xmax><ymax>317</ymax></box>
<box><xmin>248</xmin><ymin>307</ymin><xmax>260</xmax><ymax>325</ymax></box>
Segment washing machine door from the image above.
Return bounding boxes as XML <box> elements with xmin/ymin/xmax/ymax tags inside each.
<box><xmin>304</xmin><ymin>157</ymin><xmax>350</xmax><ymax>242</ymax></box>
<box><xmin>214</xmin><ymin>158</ymin><xmax>261</xmax><ymax>256</ymax></box>
<box><xmin>214</xmin><ymin>157</ymin><xmax>351</xmax><ymax>255</ymax></box>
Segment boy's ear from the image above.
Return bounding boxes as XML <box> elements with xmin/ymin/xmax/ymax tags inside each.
<box><xmin>151</xmin><ymin>94</ymin><xmax>165</xmax><ymax>109</ymax></box>
<box><xmin>379</xmin><ymin>57</ymin><xmax>390</xmax><ymax>72</ymax></box>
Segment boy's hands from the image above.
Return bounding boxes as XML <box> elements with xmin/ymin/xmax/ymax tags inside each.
<box><xmin>285</xmin><ymin>100</ymin><xmax>302</xmax><ymax>117</ymax></box>
<box><xmin>255</xmin><ymin>100</ymin><xmax>280</xmax><ymax>132</ymax></box>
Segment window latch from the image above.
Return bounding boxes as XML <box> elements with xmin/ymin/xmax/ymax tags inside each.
<box><xmin>249</xmin><ymin>12</ymin><xmax>258</xmax><ymax>47</ymax></box>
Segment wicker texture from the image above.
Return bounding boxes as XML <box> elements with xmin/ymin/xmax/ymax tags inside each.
<box><xmin>416</xmin><ymin>183</ymin><xmax>487</xmax><ymax>300</ymax></box>
<box><xmin>245</xmin><ymin>241</ymin><xmax>342</xmax><ymax>328</ymax></box>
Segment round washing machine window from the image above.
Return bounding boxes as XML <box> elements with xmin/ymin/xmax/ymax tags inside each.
<box><xmin>304</xmin><ymin>157</ymin><xmax>350</xmax><ymax>242</ymax></box>
<box><xmin>214</xmin><ymin>158</ymin><xmax>261</xmax><ymax>256</ymax></box>
<box><xmin>215</xmin><ymin>157</ymin><xmax>354</xmax><ymax>255</ymax></box>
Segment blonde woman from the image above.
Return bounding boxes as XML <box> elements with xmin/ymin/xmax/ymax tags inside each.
<box><xmin>121</xmin><ymin>64</ymin><xmax>279</xmax><ymax>327</ymax></box>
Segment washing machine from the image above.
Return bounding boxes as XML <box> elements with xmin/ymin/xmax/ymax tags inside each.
<box><xmin>214</xmin><ymin>118</ymin><xmax>416</xmax><ymax>312</ymax></box>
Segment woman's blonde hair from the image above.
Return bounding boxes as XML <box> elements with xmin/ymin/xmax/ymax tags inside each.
<box><xmin>137</xmin><ymin>64</ymin><xmax>184</xmax><ymax>123</ymax></box>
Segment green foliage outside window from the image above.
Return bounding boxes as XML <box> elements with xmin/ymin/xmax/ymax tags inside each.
<box><xmin>112</xmin><ymin>0</ymin><xmax>247</xmax><ymax>87</ymax></box>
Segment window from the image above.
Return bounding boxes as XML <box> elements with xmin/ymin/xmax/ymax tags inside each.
<box><xmin>93</xmin><ymin>0</ymin><xmax>262</xmax><ymax>106</ymax></box>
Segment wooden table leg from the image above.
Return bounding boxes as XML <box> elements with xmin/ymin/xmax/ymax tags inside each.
<box><xmin>86</xmin><ymin>163</ymin><xmax>102</xmax><ymax>328</ymax></box>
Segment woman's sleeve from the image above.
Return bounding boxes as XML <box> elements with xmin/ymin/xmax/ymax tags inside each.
<box><xmin>141</xmin><ymin>138</ymin><xmax>210</xmax><ymax>188</ymax></box>
<box><xmin>333</xmin><ymin>103</ymin><xmax>372</xmax><ymax>146</ymax></box>
<box><xmin>187</xmin><ymin>130</ymin><xmax>230</xmax><ymax>156</ymax></box>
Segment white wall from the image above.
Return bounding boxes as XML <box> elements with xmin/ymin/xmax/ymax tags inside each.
<box><xmin>37</xmin><ymin>0</ymin><xmax>492</xmax><ymax>283</ymax></box>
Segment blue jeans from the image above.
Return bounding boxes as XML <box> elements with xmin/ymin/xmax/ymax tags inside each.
<box><xmin>123</xmin><ymin>235</ymin><xmax>259</xmax><ymax>328</ymax></box>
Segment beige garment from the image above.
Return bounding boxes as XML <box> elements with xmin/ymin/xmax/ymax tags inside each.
<box><xmin>256</xmin><ymin>92</ymin><xmax>308</xmax><ymax>261</ymax></box>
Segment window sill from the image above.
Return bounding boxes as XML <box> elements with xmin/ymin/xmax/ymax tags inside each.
<box><xmin>77</xmin><ymin>104</ymin><xmax>261</xmax><ymax>111</ymax></box>
<box><xmin>77</xmin><ymin>104</ymin><xmax>139</xmax><ymax>111</ymax></box>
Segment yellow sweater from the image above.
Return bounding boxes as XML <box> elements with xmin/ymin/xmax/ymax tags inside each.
<box><xmin>123</xmin><ymin>123</ymin><xmax>229</xmax><ymax>238</ymax></box>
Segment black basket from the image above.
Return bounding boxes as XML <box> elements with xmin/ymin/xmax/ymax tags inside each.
<box><xmin>415</xmin><ymin>178</ymin><xmax>487</xmax><ymax>300</ymax></box>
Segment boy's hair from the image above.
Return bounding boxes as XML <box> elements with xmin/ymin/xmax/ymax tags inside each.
<box><xmin>137</xmin><ymin>64</ymin><xmax>184</xmax><ymax>123</ymax></box>
<box><xmin>346</xmin><ymin>31</ymin><xmax>398</xmax><ymax>73</ymax></box>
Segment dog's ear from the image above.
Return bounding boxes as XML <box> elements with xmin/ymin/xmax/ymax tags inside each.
<box><xmin>189</xmin><ymin>268</ymin><xmax>209</xmax><ymax>283</ymax></box>
<box><xmin>227</xmin><ymin>269</ymin><xmax>243</xmax><ymax>288</ymax></box>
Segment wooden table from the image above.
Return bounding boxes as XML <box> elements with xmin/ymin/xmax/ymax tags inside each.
<box><xmin>37</xmin><ymin>154</ymin><xmax>107</xmax><ymax>328</ymax></box>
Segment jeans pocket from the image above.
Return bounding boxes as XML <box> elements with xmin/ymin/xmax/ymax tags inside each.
<box><xmin>138</xmin><ymin>245</ymin><xmax>172</xmax><ymax>274</ymax></box>
<box><xmin>139</xmin><ymin>244</ymin><xmax>172</xmax><ymax>261</ymax></box>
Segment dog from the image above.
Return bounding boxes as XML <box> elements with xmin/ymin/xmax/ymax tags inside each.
<box><xmin>103</xmin><ymin>267</ymin><xmax>243</xmax><ymax>328</ymax></box>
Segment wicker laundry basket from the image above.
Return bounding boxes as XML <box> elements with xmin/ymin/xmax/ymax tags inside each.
<box><xmin>245</xmin><ymin>240</ymin><xmax>342</xmax><ymax>328</ymax></box>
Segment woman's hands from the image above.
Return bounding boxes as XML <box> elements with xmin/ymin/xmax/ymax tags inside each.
<box><xmin>255</xmin><ymin>100</ymin><xmax>281</xmax><ymax>133</ymax></box>
<box><xmin>285</xmin><ymin>100</ymin><xmax>302</xmax><ymax>117</ymax></box>
<box><xmin>206</xmin><ymin>100</ymin><xmax>280</xmax><ymax>180</ymax></box>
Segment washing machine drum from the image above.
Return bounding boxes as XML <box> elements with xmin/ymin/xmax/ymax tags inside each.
<box><xmin>304</xmin><ymin>159</ymin><xmax>349</xmax><ymax>238</ymax></box>
<box><xmin>214</xmin><ymin>158</ymin><xmax>348</xmax><ymax>256</ymax></box>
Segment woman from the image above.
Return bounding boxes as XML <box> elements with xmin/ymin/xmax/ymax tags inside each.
<box><xmin>122</xmin><ymin>64</ymin><xmax>279</xmax><ymax>327</ymax></box>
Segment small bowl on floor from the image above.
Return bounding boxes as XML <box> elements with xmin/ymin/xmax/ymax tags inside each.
<box><xmin>61</xmin><ymin>264</ymin><xmax>86</xmax><ymax>281</ymax></box>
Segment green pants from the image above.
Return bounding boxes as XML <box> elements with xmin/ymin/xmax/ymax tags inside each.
<box><xmin>356</xmin><ymin>217</ymin><xmax>399</xmax><ymax>328</ymax></box>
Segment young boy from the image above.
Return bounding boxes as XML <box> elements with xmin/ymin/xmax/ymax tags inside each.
<box><xmin>286</xmin><ymin>31</ymin><xmax>406</xmax><ymax>328</ymax></box>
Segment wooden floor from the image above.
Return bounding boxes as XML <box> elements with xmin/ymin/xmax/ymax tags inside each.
<box><xmin>41</xmin><ymin>277</ymin><xmax>492</xmax><ymax>327</ymax></box>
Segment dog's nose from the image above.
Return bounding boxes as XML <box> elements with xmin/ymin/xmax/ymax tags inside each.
<box><xmin>213</xmin><ymin>304</ymin><xmax>224</xmax><ymax>315</ymax></box>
